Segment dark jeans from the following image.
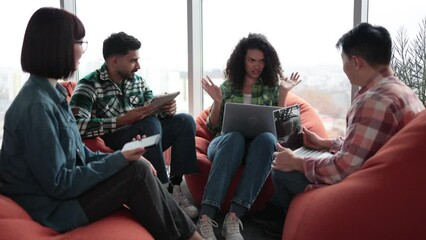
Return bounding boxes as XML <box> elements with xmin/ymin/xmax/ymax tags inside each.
<box><xmin>271</xmin><ymin>170</ymin><xmax>310</xmax><ymax>213</ymax></box>
<box><xmin>77</xmin><ymin>160</ymin><xmax>196</xmax><ymax>240</ymax></box>
<box><xmin>102</xmin><ymin>113</ymin><xmax>198</xmax><ymax>184</ymax></box>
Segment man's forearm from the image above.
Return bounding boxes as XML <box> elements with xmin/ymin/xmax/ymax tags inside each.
<box><xmin>76</xmin><ymin>117</ymin><xmax>117</xmax><ymax>138</ymax></box>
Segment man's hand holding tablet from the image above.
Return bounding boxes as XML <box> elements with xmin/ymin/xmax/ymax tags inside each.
<box><xmin>147</xmin><ymin>91</ymin><xmax>180</xmax><ymax>108</ymax></box>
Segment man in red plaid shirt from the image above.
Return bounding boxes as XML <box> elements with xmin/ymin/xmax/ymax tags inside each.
<box><xmin>259</xmin><ymin>23</ymin><xmax>425</xmax><ymax>238</ymax></box>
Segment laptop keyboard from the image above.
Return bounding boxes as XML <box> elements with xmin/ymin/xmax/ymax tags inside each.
<box><xmin>293</xmin><ymin>147</ymin><xmax>333</xmax><ymax>158</ymax></box>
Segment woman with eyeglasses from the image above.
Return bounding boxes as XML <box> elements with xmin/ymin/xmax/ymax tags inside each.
<box><xmin>75</xmin><ymin>40</ymin><xmax>88</xmax><ymax>53</ymax></box>
<box><xmin>0</xmin><ymin>7</ymin><xmax>202</xmax><ymax>240</ymax></box>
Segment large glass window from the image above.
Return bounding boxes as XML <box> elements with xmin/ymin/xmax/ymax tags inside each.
<box><xmin>2</xmin><ymin>0</ymin><xmax>424</xmax><ymax>145</ymax></box>
<box><xmin>369</xmin><ymin>1</ymin><xmax>426</xmax><ymax>107</ymax></box>
<box><xmin>203</xmin><ymin>0</ymin><xmax>353</xmax><ymax>137</ymax></box>
<box><xmin>76</xmin><ymin>0</ymin><xmax>188</xmax><ymax>112</ymax></box>
<box><xmin>0</xmin><ymin>0</ymin><xmax>59</xmax><ymax>145</ymax></box>
<box><xmin>369</xmin><ymin>0</ymin><xmax>426</xmax><ymax>41</ymax></box>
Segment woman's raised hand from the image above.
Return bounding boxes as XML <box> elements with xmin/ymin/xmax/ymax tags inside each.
<box><xmin>201</xmin><ymin>76</ymin><xmax>222</xmax><ymax>103</ymax></box>
<box><xmin>280</xmin><ymin>72</ymin><xmax>302</xmax><ymax>91</ymax></box>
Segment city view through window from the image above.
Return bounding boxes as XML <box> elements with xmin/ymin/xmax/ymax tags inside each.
<box><xmin>202</xmin><ymin>0</ymin><xmax>353</xmax><ymax>137</ymax></box>
<box><xmin>0</xmin><ymin>0</ymin><xmax>425</xmax><ymax>144</ymax></box>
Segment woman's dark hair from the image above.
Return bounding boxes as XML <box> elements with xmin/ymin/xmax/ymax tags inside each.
<box><xmin>103</xmin><ymin>32</ymin><xmax>141</xmax><ymax>60</ymax></box>
<box><xmin>21</xmin><ymin>7</ymin><xmax>85</xmax><ymax>79</ymax></box>
<box><xmin>336</xmin><ymin>22</ymin><xmax>392</xmax><ymax>67</ymax></box>
<box><xmin>225</xmin><ymin>33</ymin><xmax>283</xmax><ymax>89</ymax></box>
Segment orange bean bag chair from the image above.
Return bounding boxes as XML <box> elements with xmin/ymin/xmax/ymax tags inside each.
<box><xmin>0</xmin><ymin>194</ymin><xmax>153</xmax><ymax>240</ymax></box>
<box><xmin>283</xmin><ymin>109</ymin><xmax>426</xmax><ymax>240</ymax></box>
<box><xmin>185</xmin><ymin>92</ymin><xmax>328</xmax><ymax>212</ymax></box>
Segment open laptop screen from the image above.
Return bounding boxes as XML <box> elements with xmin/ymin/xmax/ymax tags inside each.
<box><xmin>221</xmin><ymin>102</ymin><xmax>281</xmax><ymax>138</ymax></box>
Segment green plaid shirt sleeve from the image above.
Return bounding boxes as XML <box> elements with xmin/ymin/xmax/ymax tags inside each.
<box><xmin>70</xmin><ymin>78</ymin><xmax>117</xmax><ymax>138</ymax></box>
<box><xmin>206</xmin><ymin>79</ymin><xmax>279</xmax><ymax>136</ymax></box>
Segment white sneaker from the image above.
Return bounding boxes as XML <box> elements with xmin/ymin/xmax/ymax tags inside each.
<box><xmin>172</xmin><ymin>185</ymin><xmax>199</xmax><ymax>219</ymax></box>
<box><xmin>197</xmin><ymin>215</ymin><xmax>218</xmax><ymax>240</ymax></box>
<box><xmin>222</xmin><ymin>213</ymin><xmax>244</xmax><ymax>240</ymax></box>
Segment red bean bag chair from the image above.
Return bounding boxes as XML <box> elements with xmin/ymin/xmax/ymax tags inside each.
<box><xmin>0</xmin><ymin>194</ymin><xmax>154</xmax><ymax>240</ymax></box>
<box><xmin>283</xmin><ymin>109</ymin><xmax>426</xmax><ymax>240</ymax></box>
<box><xmin>185</xmin><ymin>92</ymin><xmax>328</xmax><ymax>212</ymax></box>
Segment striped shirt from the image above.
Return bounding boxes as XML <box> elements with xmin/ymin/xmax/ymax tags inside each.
<box><xmin>206</xmin><ymin>78</ymin><xmax>280</xmax><ymax>136</ymax></box>
<box><xmin>69</xmin><ymin>63</ymin><xmax>154</xmax><ymax>138</ymax></box>
<box><xmin>303</xmin><ymin>69</ymin><xmax>424</xmax><ymax>189</ymax></box>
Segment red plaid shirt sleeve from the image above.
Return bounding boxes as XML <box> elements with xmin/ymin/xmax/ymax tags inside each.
<box><xmin>302</xmin><ymin>71</ymin><xmax>424</xmax><ymax>188</ymax></box>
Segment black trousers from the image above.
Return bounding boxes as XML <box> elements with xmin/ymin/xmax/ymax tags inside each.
<box><xmin>102</xmin><ymin>114</ymin><xmax>198</xmax><ymax>184</ymax></box>
<box><xmin>77</xmin><ymin>160</ymin><xmax>196</xmax><ymax>240</ymax></box>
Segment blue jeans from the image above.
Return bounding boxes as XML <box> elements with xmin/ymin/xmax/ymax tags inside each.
<box><xmin>202</xmin><ymin>131</ymin><xmax>276</xmax><ymax>209</ymax></box>
<box><xmin>271</xmin><ymin>170</ymin><xmax>310</xmax><ymax>212</ymax></box>
<box><xmin>102</xmin><ymin>113</ymin><xmax>198</xmax><ymax>184</ymax></box>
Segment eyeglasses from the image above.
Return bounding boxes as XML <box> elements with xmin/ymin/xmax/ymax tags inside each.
<box><xmin>75</xmin><ymin>40</ymin><xmax>88</xmax><ymax>53</ymax></box>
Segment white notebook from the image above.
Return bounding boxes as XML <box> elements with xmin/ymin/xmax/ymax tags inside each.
<box><xmin>122</xmin><ymin>134</ymin><xmax>161</xmax><ymax>151</ymax></box>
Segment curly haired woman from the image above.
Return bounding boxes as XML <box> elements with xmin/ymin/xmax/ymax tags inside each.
<box><xmin>197</xmin><ymin>33</ymin><xmax>301</xmax><ymax>240</ymax></box>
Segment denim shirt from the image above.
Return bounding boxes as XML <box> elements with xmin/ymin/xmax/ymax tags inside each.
<box><xmin>0</xmin><ymin>75</ymin><xmax>128</xmax><ymax>232</ymax></box>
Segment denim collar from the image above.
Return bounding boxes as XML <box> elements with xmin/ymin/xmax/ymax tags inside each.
<box><xmin>28</xmin><ymin>75</ymin><xmax>68</xmax><ymax>106</ymax></box>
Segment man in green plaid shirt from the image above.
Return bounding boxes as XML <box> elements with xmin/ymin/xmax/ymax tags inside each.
<box><xmin>70</xmin><ymin>32</ymin><xmax>199</xmax><ymax>219</ymax></box>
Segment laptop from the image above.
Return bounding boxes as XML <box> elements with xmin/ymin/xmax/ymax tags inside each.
<box><xmin>273</xmin><ymin>105</ymin><xmax>333</xmax><ymax>158</ymax></box>
<box><xmin>221</xmin><ymin>102</ymin><xmax>333</xmax><ymax>158</ymax></box>
<box><xmin>221</xmin><ymin>102</ymin><xmax>281</xmax><ymax>138</ymax></box>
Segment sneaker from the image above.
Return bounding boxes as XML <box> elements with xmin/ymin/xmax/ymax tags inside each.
<box><xmin>263</xmin><ymin>216</ymin><xmax>285</xmax><ymax>239</ymax></box>
<box><xmin>197</xmin><ymin>215</ymin><xmax>218</xmax><ymax>240</ymax></box>
<box><xmin>171</xmin><ymin>185</ymin><xmax>199</xmax><ymax>219</ymax></box>
<box><xmin>222</xmin><ymin>213</ymin><xmax>244</xmax><ymax>240</ymax></box>
<box><xmin>251</xmin><ymin>202</ymin><xmax>284</xmax><ymax>225</ymax></box>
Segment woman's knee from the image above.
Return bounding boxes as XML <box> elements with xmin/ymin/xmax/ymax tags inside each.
<box><xmin>128</xmin><ymin>160</ymin><xmax>152</xmax><ymax>178</ymax></box>
<box><xmin>223</xmin><ymin>131</ymin><xmax>245</xmax><ymax>143</ymax></box>
<box><xmin>247</xmin><ymin>132</ymin><xmax>276</xmax><ymax>158</ymax></box>
<box><xmin>218</xmin><ymin>132</ymin><xmax>245</xmax><ymax>150</ymax></box>
<box><xmin>208</xmin><ymin>132</ymin><xmax>245</xmax><ymax>161</ymax></box>
<box><xmin>253</xmin><ymin>132</ymin><xmax>276</xmax><ymax>146</ymax></box>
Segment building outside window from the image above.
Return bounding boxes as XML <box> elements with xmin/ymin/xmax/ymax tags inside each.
<box><xmin>76</xmin><ymin>0</ymin><xmax>189</xmax><ymax>112</ymax></box>
<box><xmin>203</xmin><ymin>0</ymin><xmax>353</xmax><ymax>137</ymax></box>
<box><xmin>0</xmin><ymin>0</ymin><xmax>424</xmax><ymax>145</ymax></box>
<box><xmin>0</xmin><ymin>0</ymin><xmax>59</xmax><ymax>145</ymax></box>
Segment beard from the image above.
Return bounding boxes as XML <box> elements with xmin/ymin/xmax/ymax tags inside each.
<box><xmin>117</xmin><ymin>70</ymin><xmax>135</xmax><ymax>80</ymax></box>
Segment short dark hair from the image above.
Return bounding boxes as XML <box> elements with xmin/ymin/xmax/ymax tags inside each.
<box><xmin>21</xmin><ymin>7</ymin><xmax>85</xmax><ymax>79</ymax></box>
<box><xmin>225</xmin><ymin>33</ymin><xmax>283</xmax><ymax>89</ymax></box>
<box><xmin>103</xmin><ymin>32</ymin><xmax>141</xmax><ymax>59</ymax></box>
<box><xmin>336</xmin><ymin>22</ymin><xmax>392</xmax><ymax>66</ymax></box>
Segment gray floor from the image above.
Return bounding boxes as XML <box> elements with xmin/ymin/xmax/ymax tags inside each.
<box><xmin>181</xmin><ymin>180</ymin><xmax>281</xmax><ymax>240</ymax></box>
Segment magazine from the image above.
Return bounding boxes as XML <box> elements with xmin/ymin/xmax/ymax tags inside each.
<box><xmin>273</xmin><ymin>104</ymin><xmax>303</xmax><ymax>149</ymax></box>
<box><xmin>273</xmin><ymin>105</ymin><xmax>333</xmax><ymax>158</ymax></box>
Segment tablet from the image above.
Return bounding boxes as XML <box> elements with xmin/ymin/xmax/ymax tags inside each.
<box><xmin>122</xmin><ymin>134</ymin><xmax>161</xmax><ymax>151</ymax></box>
<box><xmin>147</xmin><ymin>91</ymin><xmax>180</xmax><ymax>107</ymax></box>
